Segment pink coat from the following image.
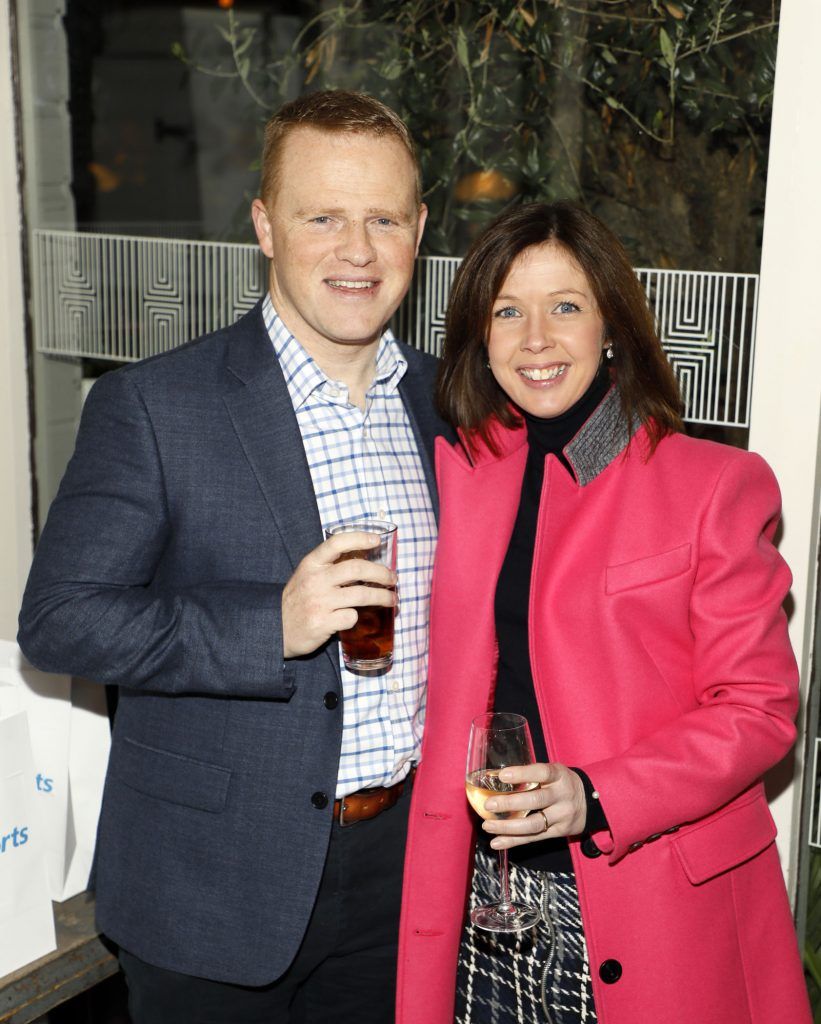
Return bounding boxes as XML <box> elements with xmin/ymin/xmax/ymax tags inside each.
<box><xmin>397</xmin><ymin>402</ymin><xmax>810</xmax><ymax>1024</ymax></box>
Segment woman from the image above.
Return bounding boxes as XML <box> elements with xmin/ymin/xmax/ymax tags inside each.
<box><xmin>396</xmin><ymin>202</ymin><xmax>810</xmax><ymax>1024</ymax></box>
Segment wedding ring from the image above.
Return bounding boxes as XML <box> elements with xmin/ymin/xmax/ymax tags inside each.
<box><xmin>539</xmin><ymin>809</ymin><xmax>550</xmax><ymax>833</ymax></box>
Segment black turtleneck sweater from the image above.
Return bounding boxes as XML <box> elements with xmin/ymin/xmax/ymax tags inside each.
<box><xmin>493</xmin><ymin>365</ymin><xmax>610</xmax><ymax>872</ymax></box>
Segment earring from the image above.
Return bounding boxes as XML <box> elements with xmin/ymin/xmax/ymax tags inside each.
<box><xmin>605</xmin><ymin>344</ymin><xmax>614</xmax><ymax>361</ymax></box>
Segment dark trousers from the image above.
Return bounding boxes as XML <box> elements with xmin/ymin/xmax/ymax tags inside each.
<box><xmin>119</xmin><ymin>783</ymin><xmax>411</xmax><ymax>1024</ymax></box>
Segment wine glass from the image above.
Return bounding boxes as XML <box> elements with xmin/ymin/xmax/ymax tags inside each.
<box><xmin>465</xmin><ymin>712</ymin><xmax>541</xmax><ymax>932</ymax></box>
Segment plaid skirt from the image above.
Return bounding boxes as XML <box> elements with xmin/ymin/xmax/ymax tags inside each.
<box><xmin>455</xmin><ymin>845</ymin><xmax>598</xmax><ymax>1024</ymax></box>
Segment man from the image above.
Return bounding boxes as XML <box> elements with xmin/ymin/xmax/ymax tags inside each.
<box><xmin>18</xmin><ymin>90</ymin><xmax>447</xmax><ymax>1023</ymax></box>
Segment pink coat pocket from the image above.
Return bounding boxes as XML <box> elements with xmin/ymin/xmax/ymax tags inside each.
<box><xmin>606</xmin><ymin>543</ymin><xmax>692</xmax><ymax>594</ymax></box>
<box><xmin>672</xmin><ymin>790</ymin><xmax>777</xmax><ymax>885</ymax></box>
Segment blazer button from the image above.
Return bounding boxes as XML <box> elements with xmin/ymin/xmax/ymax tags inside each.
<box><xmin>599</xmin><ymin>959</ymin><xmax>623</xmax><ymax>984</ymax></box>
<box><xmin>323</xmin><ymin>691</ymin><xmax>339</xmax><ymax>709</ymax></box>
<box><xmin>580</xmin><ymin>835</ymin><xmax>602</xmax><ymax>859</ymax></box>
<box><xmin>311</xmin><ymin>792</ymin><xmax>329</xmax><ymax>809</ymax></box>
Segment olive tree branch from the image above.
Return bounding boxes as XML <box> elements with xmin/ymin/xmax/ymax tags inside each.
<box><xmin>678</xmin><ymin>20</ymin><xmax>778</xmax><ymax>61</ymax></box>
<box><xmin>570</xmin><ymin>67</ymin><xmax>672</xmax><ymax>144</ymax></box>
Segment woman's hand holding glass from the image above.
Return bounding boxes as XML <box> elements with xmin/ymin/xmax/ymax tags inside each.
<box><xmin>482</xmin><ymin>762</ymin><xmax>588</xmax><ymax>850</ymax></box>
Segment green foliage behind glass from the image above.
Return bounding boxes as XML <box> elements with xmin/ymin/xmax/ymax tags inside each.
<box><xmin>176</xmin><ymin>0</ymin><xmax>778</xmax><ymax>259</ymax></box>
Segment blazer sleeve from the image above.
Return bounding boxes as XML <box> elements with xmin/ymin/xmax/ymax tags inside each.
<box><xmin>18</xmin><ymin>369</ymin><xmax>294</xmax><ymax>698</ymax></box>
<box><xmin>583</xmin><ymin>451</ymin><xmax>798</xmax><ymax>862</ymax></box>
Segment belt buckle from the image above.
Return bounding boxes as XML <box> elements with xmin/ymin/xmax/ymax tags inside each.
<box><xmin>338</xmin><ymin>797</ymin><xmax>353</xmax><ymax>828</ymax></box>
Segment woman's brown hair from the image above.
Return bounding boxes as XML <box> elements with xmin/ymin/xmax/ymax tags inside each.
<box><xmin>436</xmin><ymin>201</ymin><xmax>683</xmax><ymax>455</ymax></box>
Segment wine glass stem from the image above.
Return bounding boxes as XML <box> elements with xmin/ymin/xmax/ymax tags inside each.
<box><xmin>497</xmin><ymin>847</ymin><xmax>515</xmax><ymax>915</ymax></box>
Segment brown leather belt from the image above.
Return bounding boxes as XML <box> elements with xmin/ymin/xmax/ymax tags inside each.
<box><xmin>333</xmin><ymin>766</ymin><xmax>416</xmax><ymax>827</ymax></box>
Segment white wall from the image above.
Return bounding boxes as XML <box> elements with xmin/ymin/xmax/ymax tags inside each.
<box><xmin>750</xmin><ymin>0</ymin><xmax>821</xmax><ymax>897</ymax></box>
<box><xmin>0</xmin><ymin>0</ymin><xmax>34</xmax><ymax>639</ymax></box>
<box><xmin>16</xmin><ymin>0</ymin><xmax>82</xmax><ymax>526</ymax></box>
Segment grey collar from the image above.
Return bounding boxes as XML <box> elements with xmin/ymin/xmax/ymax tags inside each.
<box><xmin>564</xmin><ymin>386</ymin><xmax>639</xmax><ymax>486</ymax></box>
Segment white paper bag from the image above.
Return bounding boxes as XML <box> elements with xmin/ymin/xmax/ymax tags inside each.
<box><xmin>0</xmin><ymin>640</ymin><xmax>111</xmax><ymax>901</ymax></box>
<box><xmin>0</xmin><ymin>711</ymin><xmax>57</xmax><ymax>977</ymax></box>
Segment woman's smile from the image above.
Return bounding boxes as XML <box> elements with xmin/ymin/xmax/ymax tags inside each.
<box><xmin>517</xmin><ymin>363</ymin><xmax>569</xmax><ymax>384</ymax></box>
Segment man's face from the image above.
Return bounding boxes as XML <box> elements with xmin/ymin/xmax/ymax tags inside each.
<box><xmin>252</xmin><ymin>127</ymin><xmax>427</xmax><ymax>364</ymax></box>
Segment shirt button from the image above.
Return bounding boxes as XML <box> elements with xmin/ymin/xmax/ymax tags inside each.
<box><xmin>390</xmin><ymin>681</ymin><xmax>400</xmax><ymax>693</ymax></box>
<box><xmin>311</xmin><ymin>792</ymin><xmax>329</xmax><ymax>809</ymax></box>
<box><xmin>599</xmin><ymin>959</ymin><xmax>623</xmax><ymax>984</ymax></box>
<box><xmin>327</xmin><ymin>387</ymin><xmax>339</xmax><ymax>398</ymax></box>
<box><xmin>323</xmin><ymin>692</ymin><xmax>339</xmax><ymax>709</ymax></box>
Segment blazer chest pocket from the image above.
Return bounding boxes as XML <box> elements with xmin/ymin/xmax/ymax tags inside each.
<box><xmin>114</xmin><ymin>737</ymin><xmax>231</xmax><ymax>813</ymax></box>
<box><xmin>606</xmin><ymin>543</ymin><xmax>692</xmax><ymax>595</ymax></box>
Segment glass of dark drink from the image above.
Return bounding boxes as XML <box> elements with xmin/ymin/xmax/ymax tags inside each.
<box><xmin>324</xmin><ymin>519</ymin><xmax>397</xmax><ymax>672</ymax></box>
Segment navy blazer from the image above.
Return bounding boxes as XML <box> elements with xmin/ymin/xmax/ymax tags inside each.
<box><xmin>18</xmin><ymin>300</ymin><xmax>449</xmax><ymax>985</ymax></box>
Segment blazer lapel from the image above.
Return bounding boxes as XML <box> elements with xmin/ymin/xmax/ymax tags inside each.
<box><xmin>224</xmin><ymin>375</ymin><xmax>323</xmax><ymax>573</ymax></box>
<box><xmin>221</xmin><ymin>305</ymin><xmax>340</xmax><ymax>680</ymax></box>
<box><xmin>397</xmin><ymin>355</ymin><xmax>445</xmax><ymax>522</ymax></box>
<box><xmin>222</xmin><ymin>304</ymin><xmax>323</xmax><ymax>570</ymax></box>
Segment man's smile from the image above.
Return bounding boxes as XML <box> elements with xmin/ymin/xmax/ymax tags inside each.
<box><xmin>325</xmin><ymin>278</ymin><xmax>379</xmax><ymax>292</ymax></box>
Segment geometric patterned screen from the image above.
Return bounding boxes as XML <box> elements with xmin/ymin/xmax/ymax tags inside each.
<box><xmin>32</xmin><ymin>230</ymin><xmax>265</xmax><ymax>363</ymax></box>
<box><xmin>32</xmin><ymin>229</ymin><xmax>758</xmax><ymax>428</ymax></box>
<box><xmin>636</xmin><ymin>268</ymin><xmax>758</xmax><ymax>428</ymax></box>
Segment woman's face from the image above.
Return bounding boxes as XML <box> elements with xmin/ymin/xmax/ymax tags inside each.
<box><xmin>487</xmin><ymin>242</ymin><xmax>607</xmax><ymax>419</ymax></box>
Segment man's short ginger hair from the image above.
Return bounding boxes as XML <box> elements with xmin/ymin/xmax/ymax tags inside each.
<box><xmin>259</xmin><ymin>90</ymin><xmax>422</xmax><ymax>207</ymax></box>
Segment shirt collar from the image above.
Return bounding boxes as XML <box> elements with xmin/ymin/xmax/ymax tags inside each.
<box><xmin>262</xmin><ymin>294</ymin><xmax>407</xmax><ymax>410</ymax></box>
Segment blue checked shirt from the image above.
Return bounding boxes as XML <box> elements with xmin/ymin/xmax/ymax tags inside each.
<box><xmin>263</xmin><ymin>296</ymin><xmax>437</xmax><ymax>798</ymax></box>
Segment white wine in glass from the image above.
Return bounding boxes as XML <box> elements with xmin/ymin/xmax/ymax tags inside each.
<box><xmin>465</xmin><ymin>770</ymin><xmax>539</xmax><ymax>820</ymax></box>
<box><xmin>465</xmin><ymin>712</ymin><xmax>541</xmax><ymax>932</ymax></box>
